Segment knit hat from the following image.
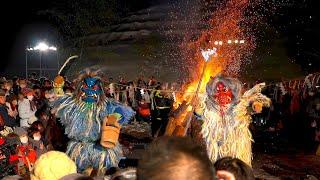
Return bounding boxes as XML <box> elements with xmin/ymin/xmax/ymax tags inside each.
<box><xmin>14</xmin><ymin>127</ymin><xmax>27</xmax><ymax>137</ymax></box>
<box><xmin>31</xmin><ymin>151</ymin><xmax>77</xmax><ymax>180</ymax></box>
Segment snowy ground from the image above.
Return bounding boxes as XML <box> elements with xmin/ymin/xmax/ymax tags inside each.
<box><xmin>253</xmin><ymin>152</ymin><xmax>320</xmax><ymax>179</ymax></box>
<box><xmin>120</xmin><ymin>122</ymin><xmax>320</xmax><ymax>179</ymax></box>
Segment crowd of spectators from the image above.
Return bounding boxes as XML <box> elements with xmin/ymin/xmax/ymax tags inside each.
<box><xmin>252</xmin><ymin>84</ymin><xmax>320</xmax><ymax>154</ymax></box>
<box><xmin>0</xmin><ymin>72</ymin><xmax>319</xmax><ymax>179</ymax></box>
<box><xmin>0</xmin><ymin>73</ymin><xmax>70</xmax><ymax>178</ymax></box>
<box><xmin>106</xmin><ymin>75</ymin><xmax>176</xmax><ymax>137</ymax></box>
<box><xmin>0</xmin><ymin>73</ymin><xmax>179</xmax><ymax>179</ymax></box>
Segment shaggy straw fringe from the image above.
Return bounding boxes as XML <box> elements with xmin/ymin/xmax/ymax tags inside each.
<box><xmin>200</xmin><ymin>83</ymin><xmax>270</xmax><ymax>166</ymax></box>
<box><xmin>53</xmin><ymin>68</ymin><xmax>135</xmax><ymax>175</ymax></box>
<box><xmin>67</xmin><ymin>141</ymin><xmax>122</xmax><ymax>175</ymax></box>
<box><xmin>54</xmin><ymin>96</ymin><xmax>134</xmax><ymax>175</ymax></box>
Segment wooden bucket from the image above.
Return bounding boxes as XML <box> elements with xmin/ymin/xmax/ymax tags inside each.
<box><xmin>101</xmin><ymin>116</ymin><xmax>120</xmax><ymax>148</ymax></box>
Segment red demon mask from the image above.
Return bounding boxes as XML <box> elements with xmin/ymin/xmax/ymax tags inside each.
<box><xmin>213</xmin><ymin>82</ymin><xmax>233</xmax><ymax>106</ymax></box>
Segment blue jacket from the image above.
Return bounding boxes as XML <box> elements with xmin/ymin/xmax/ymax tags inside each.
<box><xmin>0</xmin><ymin>104</ymin><xmax>17</xmax><ymax>127</ymax></box>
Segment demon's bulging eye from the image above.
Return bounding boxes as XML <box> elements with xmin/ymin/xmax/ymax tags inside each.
<box><xmin>93</xmin><ymin>85</ymin><xmax>99</xmax><ymax>90</ymax></box>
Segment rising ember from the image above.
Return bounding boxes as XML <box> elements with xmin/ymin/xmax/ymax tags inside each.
<box><xmin>174</xmin><ymin>0</ymin><xmax>257</xmax><ymax>107</ymax></box>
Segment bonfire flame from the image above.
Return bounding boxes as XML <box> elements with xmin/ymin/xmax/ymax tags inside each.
<box><xmin>174</xmin><ymin>0</ymin><xmax>255</xmax><ymax>109</ymax></box>
<box><xmin>167</xmin><ymin>0</ymin><xmax>257</xmax><ymax>136</ymax></box>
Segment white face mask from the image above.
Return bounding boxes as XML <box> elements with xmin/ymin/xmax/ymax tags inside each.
<box><xmin>20</xmin><ymin>136</ymin><xmax>28</xmax><ymax>144</ymax></box>
<box><xmin>27</xmin><ymin>96</ymin><xmax>34</xmax><ymax>101</ymax></box>
<box><xmin>33</xmin><ymin>135</ymin><xmax>41</xmax><ymax>141</ymax></box>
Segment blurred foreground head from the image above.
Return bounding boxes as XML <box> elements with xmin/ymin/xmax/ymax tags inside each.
<box><xmin>137</xmin><ymin>136</ymin><xmax>215</xmax><ymax>180</ymax></box>
<box><xmin>31</xmin><ymin>151</ymin><xmax>77</xmax><ymax>180</ymax></box>
<box><xmin>214</xmin><ymin>157</ymin><xmax>254</xmax><ymax>180</ymax></box>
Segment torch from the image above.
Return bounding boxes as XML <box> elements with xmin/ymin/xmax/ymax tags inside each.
<box><xmin>196</xmin><ymin>48</ymin><xmax>218</xmax><ymax>96</ymax></box>
<box><xmin>182</xmin><ymin>48</ymin><xmax>218</xmax><ymax>135</ymax></box>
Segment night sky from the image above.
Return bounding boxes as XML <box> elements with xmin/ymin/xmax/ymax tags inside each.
<box><xmin>0</xmin><ymin>0</ymin><xmax>58</xmax><ymax>77</ymax></box>
<box><xmin>0</xmin><ymin>0</ymin><xmax>319</xmax><ymax>77</ymax></box>
<box><xmin>273</xmin><ymin>0</ymin><xmax>320</xmax><ymax>72</ymax></box>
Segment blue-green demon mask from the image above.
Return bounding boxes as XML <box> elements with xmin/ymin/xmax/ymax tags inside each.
<box><xmin>81</xmin><ymin>77</ymin><xmax>103</xmax><ymax>103</ymax></box>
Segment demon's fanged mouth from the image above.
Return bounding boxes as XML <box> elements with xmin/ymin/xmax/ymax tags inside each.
<box><xmin>81</xmin><ymin>77</ymin><xmax>102</xmax><ymax>103</ymax></box>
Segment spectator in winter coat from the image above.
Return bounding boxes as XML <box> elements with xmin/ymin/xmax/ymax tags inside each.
<box><xmin>151</xmin><ymin>86</ymin><xmax>173</xmax><ymax>137</ymax></box>
<box><xmin>11</xmin><ymin>127</ymin><xmax>37</xmax><ymax>177</ymax></box>
<box><xmin>108</xmin><ymin>78</ymin><xmax>116</xmax><ymax>98</ymax></box>
<box><xmin>18</xmin><ymin>79</ymin><xmax>27</xmax><ymax>94</ymax></box>
<box><xmin>118</xmin><ymin>77</ymin><xmax>127</xmax><ymax>104</ymax></box>
<box><xmin>137</xmin><ymin>76</ymin><xmax>147</xmax><ymax>88</ymax></box>
<box><xmin>142</xmin><ymin>89</ymin><xmax>151</xmax><ymax>104</ymax></box>
<box><xmin>137</xmin><ymin>99</ymin><xmax>151</xmax><ymax>122</ymax></box>
<box><xmin>18</xmin><ymin>90</ymin><xmax>37</xmax><ymax>128</ymax></box>
<box><xmin>12</xmin><ymin>77</ymin><xmax>20</xmax><ymax>96</ymax></box>
<box><xmin>0</xmin><ymin>90</ymin><xmax>17</xmax><ymax>132</ymax></box>
<box><xmin>5</xmin><ymin>97</ymin><xmax>18</xmax><ymax>121</ymax></box>
<box><xmin>32</xmin><ymin>86</ymin><xmax>46</xmax><ymax>112</ymax></box>
<box><xmin>42</xmin><ymin>79</ymin><xmax>52</xmax><ymax>90</ymax></box>
<box><xmin>29</xmin><ymin>129</ymin><xmax>47</xmax><ymax>157</ymax></box>
<box><xmin>4</xmin><ymin>80</ymin><xmax>15</xmax><ymax>100</ymax></box>
<box><xmin>148</xmin><ymin>76</ymin><xmax>156</xmax><ymax>88</ymax></box>
<box><xmin>128</xmin><ymin>82</ymin><xmax>136</xmax><ymax>107</ymax></box>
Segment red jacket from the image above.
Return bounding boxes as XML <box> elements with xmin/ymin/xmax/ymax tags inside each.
<box><xmin>9</xmin><ymin>144</ymin><xmax>37</xmax><ymax>175</ymax></box>
<box><xmin>138</xmin><ymin>102</ymin><xmax>151</xmax><ymax>117</ymax></box>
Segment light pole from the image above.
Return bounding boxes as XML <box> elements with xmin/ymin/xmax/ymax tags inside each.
<box><xmin>25</xmin><ymin>49</ymin><xmax>28</xmax><ymax>79</ymax></box>
<box><xmin>26</xmin><ymin>42</ymin><xmax>57</xmax><ymax>78</ymax></box>
<box><xmin>40</xmin><ymin>51</ymin><xmax>42</xmax><ymax>77</ymax></box>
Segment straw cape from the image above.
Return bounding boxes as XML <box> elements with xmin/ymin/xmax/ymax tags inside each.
<box><xmin>197</xmin><ymin>76</ymin><xmax>270</xmax><ymax>166</ymax></box>
<box><xmin>53</xmin><ymin>69</ymin><xmax>135</xmax><ymax>175</ymax></box>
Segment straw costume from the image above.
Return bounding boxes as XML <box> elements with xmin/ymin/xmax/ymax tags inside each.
<box><xmin>191</xmin><ymin>75</ymin><xmax>270</xmax><ymax>165</ymax></box>
<box><xmin>54</xmin><ymin>69</ymin><xmax>135</xmax><ymax>174</ymax></box>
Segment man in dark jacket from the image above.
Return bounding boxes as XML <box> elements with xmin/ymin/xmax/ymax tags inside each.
<box><xmin>151</xmin><ymin>87</ymin><xmax>173</xmax><ymax>137</ymax></box>
<box><xmin>0</xmin><ymin>90</ymin><xmax>17</xmax><ymax>130</ymax></box>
